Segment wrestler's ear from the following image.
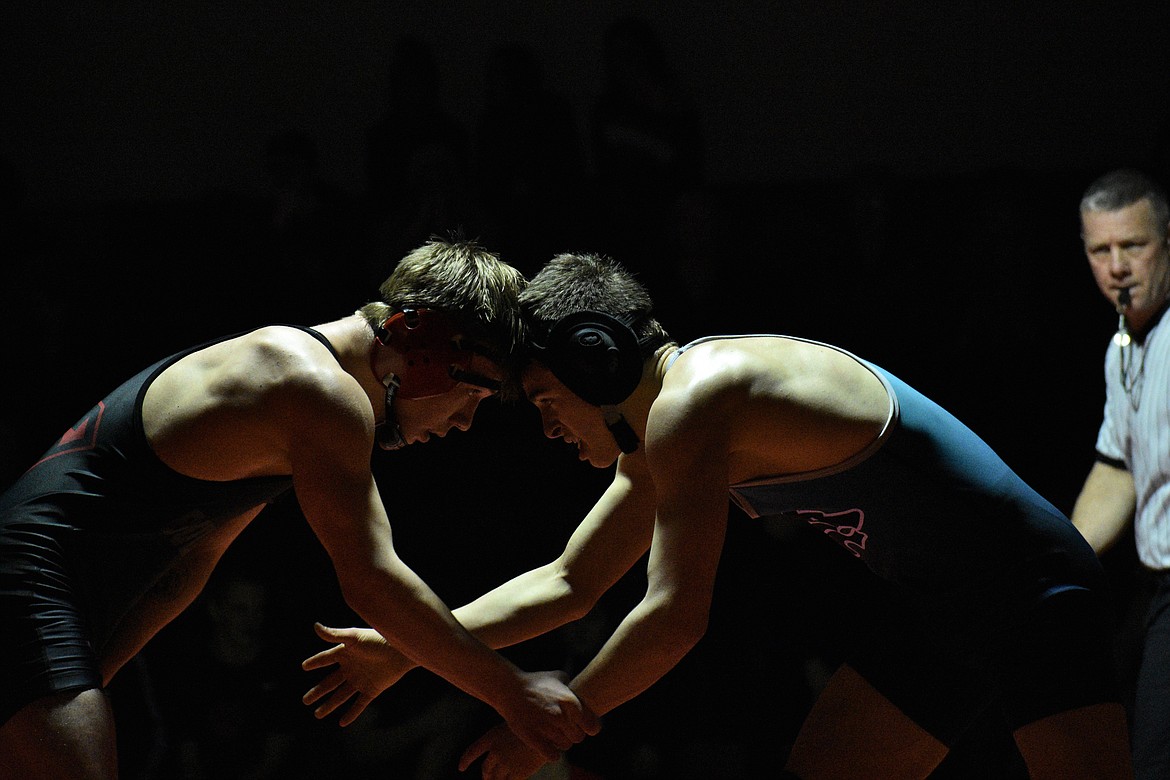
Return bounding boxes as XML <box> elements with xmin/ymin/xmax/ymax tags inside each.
<box><xmin>532</xmin><ymin>311</ymin><xmax>644</xmax><ymax>406</ymax></box>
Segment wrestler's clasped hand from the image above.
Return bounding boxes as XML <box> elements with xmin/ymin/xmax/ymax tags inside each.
<box><xmin>303</xmin><ymin>623</ymin><xmax>598</xmax><ymax>764</ymax></box>
<box><xmin>503</xmin><ymin>670</ymin><xmax>599</xmax><ymax>761</ymax></box>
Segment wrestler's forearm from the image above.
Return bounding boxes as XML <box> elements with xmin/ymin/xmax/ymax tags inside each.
<box><xmin>303</xmin><ymin>565</ymin><xmax>585</xmax><ymax>688</ymax></box>
<box><xmin>340</xmin><ymin>556</ymin><xmax>547</xmax><ymax>714</ymax></box>
<box><xmin>98</xmin><ymin>565</ymin><xmax>213</xmax><ymax>684</ymax></box>
<box><xmin>450</xmin><ymin>562</ymin><xmax>589</xmax><ymax>650</ymax></box>
<box><xmin>568</xmin><ymin>593</ymin><xmax>701</xmax><ymax>717</ymax></box>
<box><xmin>451</xmin><ymin>480</ymin><xmax>652</xmax><ymax>651</ymax></box>
<box><xmin>99</xmin><ymin>510</ymin><xmax>256</xmax><ymax>683</ymax></box>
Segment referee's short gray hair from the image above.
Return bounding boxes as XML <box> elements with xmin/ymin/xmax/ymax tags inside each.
<box><xmin>1080</xmin><ymin>168</ymin><xmax>1170</xmax><ymax>230</ymax></box>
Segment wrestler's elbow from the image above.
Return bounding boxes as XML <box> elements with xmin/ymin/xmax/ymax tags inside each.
<box><xmin>649</xmin><ymin>591</ymin><xmax>710</xmax><ymax>651</ymax></box>
<box><xmin>556</xmin><ymin>564</ymin><xmax>614</xmax><ymax>622</ymax></box>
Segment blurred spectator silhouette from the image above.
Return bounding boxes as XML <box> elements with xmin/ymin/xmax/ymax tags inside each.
<box><xmin>261</xmin><ymin>130</ymin><xmax>349</xmax><ymax>238</ymax></box>
<box><xmin>1146</xmin><ymin>114</ymin><xmax>1170</xmax><ymax>189</ymax></box>
<box><xmin>0</xmin><ymin>153</ymin><xmax>42</xmax><ymax>481</ymax></box>
<box><xmin>651</xmin><ymin>182</ymin><xmax>723</xmax><ymax>343</ymax></box>
<box><xmin>588</xmin><ymin>16</ymin><xmax>713</xmax><ymax>340</ymax></box>
<box><xmin>181</xmin><ymin>128</ymin><xmax>364</xmax><ymax>336</ymax></box>
<box><xmin>328</xmin><ymin>679</ymin><xmax>486</xmax><ymax>780</ymax></box>
<box><xmin>0</xmin><ymin>153</ymin><xmax>26</xmax><ymax>243</ymax></box>
<box><xmin>245</xmin><ymin>129</ymin><xmax>362</xmax><ymax>327</ymax></box>
<box><xmin>147</xmin><ymin>557</ymin><xmax>324</xmax><ymax>780</ymax></box>
<box><xmin>831</xmin><ymin>165</ymin><xmax>910</xmax><ymax>354</ymax></box>
<box><xmin>591</xmin><ymin>17</ymin><xmax>706</xmax><ymax>233</ymax></box>
<box><xmin>364</xmin><ymin>35</ymin><xmax>475</xmax><ymax>287</ymax></box>
<box><xmin>474</xmin><ymin>42</ymin><xmax>589</xmax><ymax>275</ymax></box>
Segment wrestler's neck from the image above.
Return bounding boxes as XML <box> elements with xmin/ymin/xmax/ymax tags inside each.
<box><xmin>312</xmin><ymin>314</ymin><xmax>389</xmax><ymax>410</ymax></box>
<box><xmin>612</xmin><ymin>345</ymin><xmax>679</xmax><ymax>439</ymax></box>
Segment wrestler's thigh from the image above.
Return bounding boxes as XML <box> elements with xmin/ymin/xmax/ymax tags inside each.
<box><xmin>0</xmin><ymin>688</ymin><xmax>117</xmax><ymax>780</ymax></box>
<box><xmin>783</xmin><ymin>663</ymin><xmax>950</xmax><ymax>780</ymax></box>
<box><xmin>1</xmin><ymin>528</ymin><xmax>104</xmax><ymax>726</ymax></box>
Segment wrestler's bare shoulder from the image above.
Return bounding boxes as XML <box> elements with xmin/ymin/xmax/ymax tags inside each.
<box><xmin>657</xmin><ymin>335</ymin><xmax>889</xmax><ymax>478</ymax></box>
<box><xmin>143</xmin><ymin>326</ymin><xmax>366</xmax><ymax>480</ymax></box>
<box><xmin>669</xmin><ymin>336</ymin><xmax>879</xmax><ymax>397</ymax></box>
<box><xmin>154</xmin><ymin>326</ymin><xmax>349</xmax><ymax>401</ymax></box>
<box><xmin>662</xmin><ymin>336</ymin><xmax>868</xmax><ymax>392</ymax></box>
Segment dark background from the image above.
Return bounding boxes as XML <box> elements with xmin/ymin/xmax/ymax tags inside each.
<box><xmin>2</xmin><ymin>3</ymin><xmax>1167</xmax><ymax>777</ymax></box>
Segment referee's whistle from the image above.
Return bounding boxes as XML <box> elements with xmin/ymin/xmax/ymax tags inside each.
<box><xmin>1117</xmin><ymin>286</ymin><xmax>1132</xmax><ymax>311</ymax></box>
<box><xmin>1114</xmin><ymin>287</ymin><xmax>1132</xmax><ymax>347</ymax></box>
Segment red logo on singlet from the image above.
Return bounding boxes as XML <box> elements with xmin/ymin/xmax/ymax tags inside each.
<box><xmin>32</xmin><ymin>402</ymin><xmax>106</xmax><ymax>468</ymax></box>
<box><xmin>796</xmin><ymin>508</ymin><xmax>868</xmax><ymax>558</ymax></box>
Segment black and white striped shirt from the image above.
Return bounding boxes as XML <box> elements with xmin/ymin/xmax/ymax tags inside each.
<box><xmin>1097</xmin><ymin>302</ymin><xmax>1170</xmax><ymax>569</ymax></box>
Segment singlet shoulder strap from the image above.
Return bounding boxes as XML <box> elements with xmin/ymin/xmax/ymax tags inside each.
<box><xmin>664</xmin><ymin>336</ymin><xmax>718</xmax><ymax>372</ymax></box>
<box><xmin>289</xmin><ymin>325</ymin><xmax>341</xmax><ymax>362</ymax></box>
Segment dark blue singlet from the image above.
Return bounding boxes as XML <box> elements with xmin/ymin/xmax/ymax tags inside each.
<box><xmin>667</xmin><ymin>335</ymin><xmax>1115</xmax><ymax>735</ymax></box>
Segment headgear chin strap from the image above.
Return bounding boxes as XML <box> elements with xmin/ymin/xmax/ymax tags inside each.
<box><xmin>373</xmin><ymin>308</ymin><xmax>502</xmax><ymax>451</ymax></box>
<box><xmin>377</xmin><ymin>376</ymin><xmax>406</xmax><ymax>451</ymax></box>
<box><xmin>604</xmin><ymin>408</ymin><xmax>640</xmax><ymax>454</ymax></box>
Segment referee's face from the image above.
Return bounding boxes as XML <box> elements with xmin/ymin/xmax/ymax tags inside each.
<box><xmin>1082</xmin><ymin>198</ymin><xmax>1170</xmax><ymax>332</ymax></box>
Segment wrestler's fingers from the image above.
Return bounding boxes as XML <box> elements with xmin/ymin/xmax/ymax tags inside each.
<box><xmin>301</xmin><ymin>644</ymin><xmax>342</xmax><ymax>671</ymax></box>
<box><xmin>313</xmin><ymin>621</ymin><xmax>360</xmax><ymax>644</ymax></box>
<box><xmin>548</xmin><ymin>705</ymin><xmax>596</xmax><ymax>751</ymax></box>
<box><xmin>301</xmin><ymin>669</ymin><xmax>344</xmax><ymax>706</ymax></box>
<box><xmin>312</xmin><ymin>681</ymin><xmax>357</xmax><ymax>720</ymax></box>
<box><xmin>459</xmin><ymin>731</ymin><xmax>493</xmax><ymax>772</ymax></box>
<box><xmin>337</xmin><ymin>692</ymin><xmax>376</xmax><ymax>728</ymax></box>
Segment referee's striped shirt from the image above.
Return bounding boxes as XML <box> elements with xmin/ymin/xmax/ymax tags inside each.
<box><xmin>1097</xmin><ymin>302</ymin><xmax>1170</xmax><ymax>570</ymax></box>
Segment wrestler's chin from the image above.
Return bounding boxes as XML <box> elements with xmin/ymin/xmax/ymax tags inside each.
<box><xmin>579</xmin><ymin>443</ymin><xmax>620</xmax><ymax>469</ymax></box>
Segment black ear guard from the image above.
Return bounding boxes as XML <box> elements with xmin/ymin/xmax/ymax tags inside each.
<box><xmin>532</xmin><ymin>310</ymin><xmax>647</xmax><ymax>406</ymax></box>
<box><xmin>376</xmin><ymin>308</ymin><xmax>499</xmax><ymax>399</ymax></box>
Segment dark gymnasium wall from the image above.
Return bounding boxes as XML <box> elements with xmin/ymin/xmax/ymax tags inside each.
<box><xmin>2</xmin><ymin>3</ymin><xmax>1168</xmax><ymax>778</ymax></box>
